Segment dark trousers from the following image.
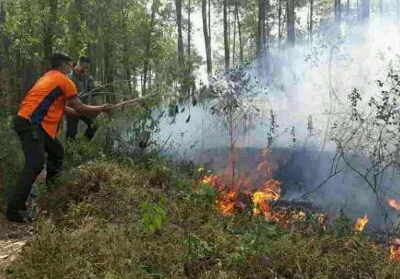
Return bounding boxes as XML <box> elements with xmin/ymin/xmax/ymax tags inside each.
<box><xmin>66</xmin><ymin>115</ymin><xmax>98</xmax><ymax>141</ymax></box>
<box><xmin>7</xmin><ymin>116</ymin><xmax>64</xmax><ymax>212</ymax></box>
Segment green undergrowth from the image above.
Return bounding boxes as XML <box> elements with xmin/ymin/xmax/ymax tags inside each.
<box><xmin>4</xmin><ymin>156</ymin><xmax>400</xmax><ymax>279</ymax></box>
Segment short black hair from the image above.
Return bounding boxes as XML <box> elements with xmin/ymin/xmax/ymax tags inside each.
<box><xmin>78</xmin><ymin>56</ymin><xmax>91</xmax><ymax>65</ymax></box>
<box><xmin>50</xmin><ymin>52</ymin><xmax>73</xmax><ymax>69</ymax></box>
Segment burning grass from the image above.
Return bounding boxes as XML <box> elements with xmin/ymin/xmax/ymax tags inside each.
<box><xmin>3</xmin><ymin>152</ymin><xmax>400</xmax><ymax>278</ymax></box>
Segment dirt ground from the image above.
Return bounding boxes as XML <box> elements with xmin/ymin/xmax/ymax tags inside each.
<box><xmin>0</xmin><ymin>172</ymin><xmax>46</xmax><ymax>278</ymax></box>
<box><xmin>0</xmin><ymin>203</ymin><xmax>33</xmax><ymax>278</ymax></box>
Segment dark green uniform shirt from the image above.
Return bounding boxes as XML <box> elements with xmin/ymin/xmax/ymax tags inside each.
<box><xmin>67</xmin><ymin>71</ymin><xmax>95</xmax><ymax>104</ymax></box>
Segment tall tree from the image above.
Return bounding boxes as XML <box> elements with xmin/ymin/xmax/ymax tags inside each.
<box><xmin>0</xmin><ymin>0</ymin><xmax>7</xmax><ymax>104</ymax></box>
<box><xmin>362</xmin><ymin>0</ymin><xmax>370</xmax><ymax>21</ymax></box>
<box><xmin>235</xmin><ymin>3</ymin><xmax>243</xmax><ymax>65</ymax></box>
<box><xmin>287</xmin><ymin>0</ymin><xmax>295</xmax><ymax>45</ymax></box>
<box><xmin>309</xmin><ymin>0</ymin><xmax>314</xmax><ymax>44</ymax></box>
<box><xmin>202</xmin><ymin>0</ymin><xmax>212</xmax><ymax>83</ymax></box>
<box><xmin>187</xmin><ymin>0</ymin><xmax>192</xmax><ymax>59</ymax></box>
<box><xmin>223</xmin><ymin>0</ymin><xmax>230</xmax><ymax>72</ymax></box>
<box><xmin>257</xmin><ymin>0</ymin><xmax>266</xmax><ymax>54</ymax></box>
<box><xmin>278</xmin><ymin>0</ymin><xmax>283</xmax><ymax>46</ymax></box>
<box><xmin>43</xmin><ymin>0</ymin><xmax>58</xmax><ymax>61</ymax></box>
<box><xmin>175</xmin><ymin>0</ymin><xmax>184</xmax><ymax>66</ymax></box>
<box><xmin>334</xmin><ymin>0</ymin><xmax>341</xmax><ymax>23</ymax></box>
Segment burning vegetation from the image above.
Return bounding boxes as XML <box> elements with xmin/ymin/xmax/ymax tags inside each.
<box><xmin>200</xmin><ymin>146</ymin><xmax>400</xmax><ymax>263</ymax></box>
<box><xmin>4</xmin><ymin>147</ymin><xmax>400</xmax><ymax>278</ymax></box>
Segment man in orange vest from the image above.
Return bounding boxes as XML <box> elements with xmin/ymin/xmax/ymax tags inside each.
<box><xmin>6</xmin><ymin>52</ymin><xmax>112</xmax><ymax>223</ymax></box>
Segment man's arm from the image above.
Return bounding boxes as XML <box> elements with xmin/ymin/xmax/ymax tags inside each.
<box><xmin>67</xmin><ymin>97</ymin><xmax>111</xmax><ymax>115</ymax></box>
<box><xmin>64</xmin><ymin>106</ymin><xmax>79</xmax><ymax>116</ymax></box>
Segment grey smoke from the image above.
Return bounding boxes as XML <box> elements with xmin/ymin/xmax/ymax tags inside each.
<box><xmin>152</xmin><ymin>18</ymin><xmax>400</xmax><ymax>231</ymax></box>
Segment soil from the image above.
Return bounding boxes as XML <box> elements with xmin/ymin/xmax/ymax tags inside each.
<box><xmin>0</xmin><ymin>203</ymin><xmax>33</xmax><ymax>278</ymax></box>
<box><xmin>0</xmin><ymin>172</ymin><xmax>46</xmax><ymax>278</ymax></box>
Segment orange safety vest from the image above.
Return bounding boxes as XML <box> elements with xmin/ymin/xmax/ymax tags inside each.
<box><xmin>17</xmin><ymin>70</ymin><xmax>78</xmax><ymax>138</ymax></box>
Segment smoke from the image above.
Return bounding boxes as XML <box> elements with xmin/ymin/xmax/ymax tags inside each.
<box><xmin>154</xmin><ymin>17</ymin><xmax>400</xmax><ymax>230</ymax></box>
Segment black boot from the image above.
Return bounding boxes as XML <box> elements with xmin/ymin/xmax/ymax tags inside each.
<box><xmin>5</xmin><ymin>201</ymin><xmax>35</xmax><ymax>223</ymax></box>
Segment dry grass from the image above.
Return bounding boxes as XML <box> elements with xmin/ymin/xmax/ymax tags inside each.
<box><xmin>3</xmin><ymin>160</ymin><xmax>400</xmax><ymax>279</ymax></box>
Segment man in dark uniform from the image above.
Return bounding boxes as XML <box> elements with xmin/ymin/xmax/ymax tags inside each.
<box><xmin>66</xmin><ymin>56</ymin><xmax>104</xmax><ymax>141</ymax></box>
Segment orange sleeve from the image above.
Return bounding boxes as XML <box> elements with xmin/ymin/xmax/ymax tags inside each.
<box><xmin>61</xmin><ymin>76</ymin><xmax>78</xmax><ymax>100</ymax></box>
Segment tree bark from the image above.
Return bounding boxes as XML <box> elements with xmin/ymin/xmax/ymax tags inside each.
<box><xmin>187</xmin><ymin>0</ymin><xmax>191</xmax><ymax>59</ymax></box>
<box><xmin>362</xmin><ymin>0</ymin><xmax>370</xmax><ymax>21</ymax></box>
<box><xmin>175</xmin><ymin>0</ymin><xmax>184</xmax><ymax>65</ymax></box>
<box><xmin>257</xmin><ymin>0</ymin><xmax>266</xmax><ymax>54</ymax></box>
<box><xmin>278</xmin><ymin>0</ymin><xmax>282</xmax><ymax>47</ymax></box>
<box><xmin>43</xmin><ymin>0</ymin><xmax>58</xmax><ymax>61</ymax></box>
<box><xmin>223</xmin><ymin>0</ymin><xmax>230</xmax><ymax>72</ymax></box>
<box><xmin>235</xmin><ymin>4</ymin><xmax>243</xmax><ymax>65</ymax></box>
<box><xmin>335</xmin><ymin>0</ymin><xmax>341</xmax><ymax>23</ymax></box>
<box><xmin>287</xmin><ymin>0</ymin><xmax>295</xmax><ymax>45</ymax></box>
<box><xmin>202</xmin><ymin>0</ymin><xmax>212</xmax><ymax>83</ymax></box>
<box><xmin>309</xmin><ymin>0</ymin><xmax>314</xmax><ymax>44</ymax></box>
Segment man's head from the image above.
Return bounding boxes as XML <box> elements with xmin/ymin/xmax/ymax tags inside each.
<box><xmin>74</xmin><ymin>56</ymin><xmax>91</xmax><ymax>75</ymax></box>
<box><xmin>50</xmin><ymin>52</ymin><xmax>73</xmax><ymax>75</ymax></box>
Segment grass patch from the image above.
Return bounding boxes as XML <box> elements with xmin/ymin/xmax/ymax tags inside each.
<box><xmin>4</xmin><ymin>159</ymin><xmax>400</xmax><ymax>279</ymax></box>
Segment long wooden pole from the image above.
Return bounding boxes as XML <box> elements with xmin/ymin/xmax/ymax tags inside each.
<box><xmin>112</xmin><ymin>91</ymin><xmax>160</xmax><ymax>108</ymax></box>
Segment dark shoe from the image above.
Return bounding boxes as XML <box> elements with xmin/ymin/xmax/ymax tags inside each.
<box><xmin>6</xmin><ymin>210</ymin><xmax>35</xmax><ymax>223</ymax></box>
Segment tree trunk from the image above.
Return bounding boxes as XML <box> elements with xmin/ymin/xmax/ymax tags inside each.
<box><xmin>223</xmin><ymin>0</ymin><xmax>229</xmax><ymax>72</ymax></box>
<box><xmin>347</xmin><ymin>0</ymin><xmax>350</xmax><ymax>17</ymax></box>
<box><xmin>362</xmin><ymin>0</ymin><xmax>369</xmax><ymax>21</ymax></box>
<box><xmin>287</xmin><ymin>0</ymin><xmax>295</xmax><ymax>45</ymax></box>
<box><xmin>278</xmin><ymin>0</ymin><xmax>282</xmax><ymax>47</ymax></box>
<box><xmin>335</xmin><ymin>0</ymin><xmax>341</xmax><ymax>23</ymax></box>
<box><xmin>309</xmin><ymin>0</ymin><xmax>314</xmax><ymax>44</ymax></box>
<box><xmin>73</xmin><ymin>0</ymin><xmax>83</xmax><ymax>33</ymax></box>
<box><xmin>257</xmin><ymin>0</ymin><xmax>266</xmax><ymax>55</ymax></box>
<box><xmin>187</xmin><ymin>0</ymin><xmax>191</xmax><ymax>59</ymax></box>
<box><xmin>232</xmin><ymin>5</ymin><xmax>236</xmax><ymax>67</ymax></box>
<box><xmin>143</xmin><ymin>0</ymin><xmax>157</xmax><ymax>93</ymax></box>
<box><xmin>265</xmin><ymin>0</ymin><xmax>270</xmax><ymax>41</ymax></box>
<box><xmin>202</xmin><ymin>0</ymin><xmax>212</xmax><ymax>83</ymax></box>
<box><xmin>103</xmin><ymin>41</ymin><xmax>114</xmax><ymax>102</ymax></box>
<box><xmin>175</xmin><ymin>0</ymin><xmax>184</xmax><ymax>65</ymax></box>
<box><xmin>0</xmin><ymin>0</ymin><xmax>8</xmax><ymax>106</ymax></box>
<box><xmin>43</xmin><ymin>0</ymin><xmax>58</xmax><ymax>61</ymax></box>
<box><xmin>235</xmin><ymin>4</ymin><xmax>243</xmax><ymax>65</ymax></box>
<box><xmin>0</xmin><ymin>1</ymin><xmax>6</xmax><ymax>71</ymax></box>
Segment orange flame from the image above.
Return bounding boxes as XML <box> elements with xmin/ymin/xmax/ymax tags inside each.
<box><xmin>252</xmin><ymin>180</ymin><xmax>282</xmax><ymax>218</ymax></box>
<box><xmin>389</xmin><ymin>245</ymin><xmax>400</xmax><ymax>261</ymax></box>
<box><xmin>388</xmin><ymin>199</ymin><xmax>400</xmax><ymax>211</ymax></box>
<box><xmin>353</xmin><ymin>215</ymin><xmax>369</xmax><ymax>232</ymax></box>
<box><xmin>216</xmin><ymin>190</ymin><xmax>238</xmax><ymax>217</ymax></box>
<box><xmin>200</xmin><ymin>147</ymin><xmax>400</xmax><ymax>261</ymax></box>
<box><xmin>200</xmin><ymin>147</ymin><xmax>287</xmax><ymax>223</ymax></box>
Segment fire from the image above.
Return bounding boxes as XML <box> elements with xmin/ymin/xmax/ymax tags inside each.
<box><xmin>215</xmin><ymin>190</ymin><xmax>238</xmax><ymax>217</ymax></box>
<box><xmin>388</xmin><ymin>199</ymin><xmax>400</xmax><ymax>211</ymax></box>
<box><xmin>201</xmin><ymin>147</ymin><xmax>284</xmax><ymax>220</ymax></box>
<box><xmin>200</xmin><ymin>147</ymin><xmax>400</xmax><ymax>262</ymax></box>
<box><xmin>200</xmin><ymin>146</ymin><xmax>310</xmax><ymax>228</ymax></box>
<box><xmin>386</xmin><ymin>198</ymin><xmax>400</xmax><ymax>261</ymax></box>
<box><xmin>252</xmin><ymin>180</ymin><xmax>282</xmax><ymax>219</ymax></box>
<box><xmin>354</xmin><ymin>214</ymin><xmax>369</xmax><ymax>232</ymax></box>
<box><xmin>389</xmin><ymin>245</ymin><xmax>400</xmax><ymax>261</ymax></box>
<box><xmin>389</xmin><ymin>237</ymin><xmax>400</xmax><ymax>261</ymax></box>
